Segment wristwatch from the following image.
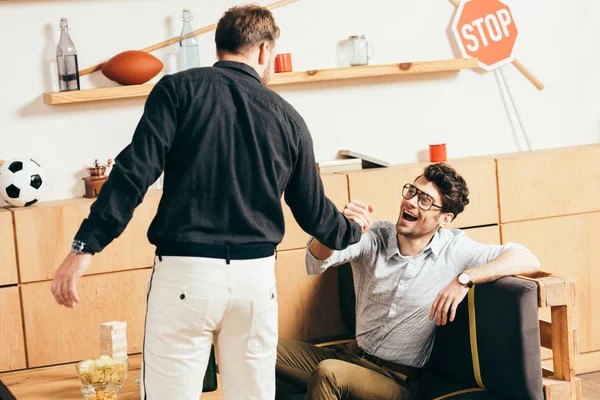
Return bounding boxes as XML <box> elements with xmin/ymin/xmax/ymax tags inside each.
<box><xmin>72</xmin><ymin>240</ymin><xmax>95</xmax><ymax>256</ymax></box>
<box><xmin>458</xmin><ymin>272</ymin><xmax>473</xmax><ymax>288</ymax></box>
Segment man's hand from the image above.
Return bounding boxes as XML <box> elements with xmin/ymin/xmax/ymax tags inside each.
<box><xmin>429</xmin><ymin>278</ymin><xmax>469</xmax><ymax>326</ymax></box>
<box><xmin>51</xmin><ymin>253</ymin><xmax>92</xmax><ymax>308</ymax></box>
<box><xmin>343</xmin><ymin>200</ymin><xmax>375</xmax><ymax>233</ymax></box>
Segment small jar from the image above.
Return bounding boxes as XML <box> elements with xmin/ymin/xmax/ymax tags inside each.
<box><xmin>348</xmin><ymin>35</ymin><xmax>372</xmax><ymax>66</ymax></box>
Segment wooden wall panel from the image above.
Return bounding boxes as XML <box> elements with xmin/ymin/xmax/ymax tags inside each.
<box><xmin>543</xmin><ymin>351</ymin><xmax>600</xmax><ymax>375</ymax></box>
<box><xmin>12</xmin><ymin>190</ymin><xmax>161</xmax><ymax>283</ymax></box>
<box><xmin>279</xmin><ymin>174</ymin><xmax>350</xmax><ymax>251</ymax></box>
<box><xmin>275</xmin><ymin>249</ymin><xmax>348</xmax><ymax>341</ymax></box>
<box><xmin>21</xmin><ymin>268</ymin><xmax>151</xmax><ymax>367</ymax></box>
<box><xmin>463</xmin><ymin>225</ymin><xmax>501</xmax><ymax>244</ymax></box>
<box><xmin>0</xmin><ymin>287</ymin><xmax>27</xmax><ymax>372</ymax></box>
<box><xmin>496</xmin><ymin>144</ymin><xmax>600</xmax><ymax>223</ymax></box>
<box><xmin>346</xmin><ymin>157</ymin><xmax>498</xmax><ymax>230</ymax></box>
<box><xmin>0</xmin><ymin>209</ymin><xmax>18</xmax><ymax>285</ymax></box>
<box><xmin>501</xmin><ymin>213</ymin><xmax>600</xmax><ymax>355</ymax></box>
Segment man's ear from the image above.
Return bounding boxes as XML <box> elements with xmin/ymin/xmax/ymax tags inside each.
<box><xmin>258</xmin><ymin>41</ymin><xmax>270</xmax><ymax>65</ymax></box>
<box><xmin>439</xmin><ymin>212</ymin><xmax>454</xmax><ymax>228</ymax></box>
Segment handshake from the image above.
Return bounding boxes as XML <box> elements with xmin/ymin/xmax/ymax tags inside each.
<box><xmin>343</xmin><ymin>200</ymin><xmax>375</xmax><ymax>234</ymax></box>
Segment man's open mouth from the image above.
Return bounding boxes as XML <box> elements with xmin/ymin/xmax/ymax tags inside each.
<box><xmin>402</xmin><ymin>210</ymin><xmax>418</xmax><ymax>222</ymax></box>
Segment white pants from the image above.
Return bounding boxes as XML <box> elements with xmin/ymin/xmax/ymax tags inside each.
<box><xmin>141</xmin><ymin>255</ymin><xmax>278</xmax><ymax>400</ymax></box>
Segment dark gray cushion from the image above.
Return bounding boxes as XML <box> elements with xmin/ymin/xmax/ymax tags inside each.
<box><xmin>426</xmin><ymin>277</ymin><xmax>543</xmax><ymax>400</ymax></box>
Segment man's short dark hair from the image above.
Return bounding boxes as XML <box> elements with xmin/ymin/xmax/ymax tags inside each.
<box><xmin>420</xmin><ymin>163</ymin><xmax>470</xmax><ymax>219</ymax></box>
<box><xmin>215</xmin><ymin>5</ymin><xmax>280</xmax><ymax>57</ymax></box>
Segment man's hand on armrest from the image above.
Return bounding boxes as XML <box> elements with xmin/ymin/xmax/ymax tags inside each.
<box><xmin>309</xmin><ymin>199</ymin><xmax>374</xmax><ymax>260</ymax></box>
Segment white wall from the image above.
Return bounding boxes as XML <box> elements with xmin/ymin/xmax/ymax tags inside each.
<box><xmin>0</xmin><ymin>0</ymin><xmax>598</xmax><ymax>203</ymax></box>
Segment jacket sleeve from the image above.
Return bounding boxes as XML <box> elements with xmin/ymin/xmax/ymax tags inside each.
<box><xmin>283</xmin><ymin>119</ymin><xmax>361</xmax><ymax>250</ymax></box>
<box><xmin>74</xmin><ymin>76</ymin><xmax>179</xmax><ymax>253</ymax></box>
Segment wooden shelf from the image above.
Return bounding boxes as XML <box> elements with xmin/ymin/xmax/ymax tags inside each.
<box><xmin>43</xmin><ymin>58</ymin><xmax>478</xmax><ymax>105</ymax></box>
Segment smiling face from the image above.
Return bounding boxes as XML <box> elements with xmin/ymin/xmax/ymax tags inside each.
<box><xmin>396</xmin><ymin>176</ymin><xmax>454</xmax><ymax>239</ymax></box>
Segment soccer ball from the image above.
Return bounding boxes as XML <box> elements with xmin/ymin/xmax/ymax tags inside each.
<box><xmin>0</xmin><ymin>158</ymin><xmax>47</xmax><ymax>207</ymax></box>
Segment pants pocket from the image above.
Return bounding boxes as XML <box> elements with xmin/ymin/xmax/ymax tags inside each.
<box><xmin>146</xmin><ymin>285</ymin><xmax>211</xmax><ymax>357</ymax></box>
<box><xmin>247</xmin><ymin>285</ymin><xmax>278</xmax><ymax>355</ymax></box>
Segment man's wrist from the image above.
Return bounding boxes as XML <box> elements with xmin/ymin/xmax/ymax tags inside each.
<box><xmin>308</xmin><ymin>238</ymin><xmax>334</xmax><ymax>260</ymax></box>
<box><xmin>72</xmin><ymin>240</ymin><xmax>95</xmax><ymax>256</ymax></box>
<box><xmin>458</xmin><ymin>272</ymin><xmax>474</xmax><ymax>288</ymax></box>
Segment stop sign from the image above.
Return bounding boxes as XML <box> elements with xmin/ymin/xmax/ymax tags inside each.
<box><xmin>452</xmin><ymin>0</ymin><xmax>518</xmax><ymax>71</ymax></box>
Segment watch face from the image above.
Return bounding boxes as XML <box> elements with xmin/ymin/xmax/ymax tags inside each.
<box><xmin>72</xmin><ymin>241</ymin><xmax>84</xmax><ymax>253</ymax></box>
<box><xmin>459</xmin><ymin>273</ymin><xmax>470</xmax><ymax>285</ymax></box>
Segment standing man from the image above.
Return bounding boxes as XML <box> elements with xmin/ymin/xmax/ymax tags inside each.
<box><xmin>50</xmin><ymin>5</ymin><xmax>361</xmax><ymax>400</ymax></box>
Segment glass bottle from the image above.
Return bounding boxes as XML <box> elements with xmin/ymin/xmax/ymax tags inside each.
<box><xmin>202</xmin><ymin>344</ymin><xmax>218</xmax><ymax>392</ymax></box>
<box><xmin>57</xmin><ymin>18</ymin><xmax>80</xmax><ymax>92</ymax></box>
<box><xmin>179</xmin><ymin>9</ymin><xmax>200</xmax><ymax>70</ymax></box>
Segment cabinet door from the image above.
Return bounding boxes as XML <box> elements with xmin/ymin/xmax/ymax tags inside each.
<box><xmin>13</xmin><ymin>191</ymin><xmax>160</xmax><ymax>283</ymax></box>
<box><xmin>502</xmin><ymin>213</ymin><xmax>600</xmax><ymax>355</ymax></box>
<box><xmin>0</xmin><ymin>209</ymin><xmax>18</xmax><ymax>286</ymax></box>
<box><xmin>496</xmin><ymin>145</ymin><xmax>600</xmax><ymax>222</ymax></box>
<box><xmin>275</xmin><ymin>249</ymin><xmax>348</xmax><ymax>341</ymax></box>
<box><xmin>0</xmin><ymin>287</ymin><xmax>27</xmax><ymax>372</ymax></box>
<box><xmin>21</xmin><ymin>268</ymin><xmax>152</xmax><ymax>367</ymax></box>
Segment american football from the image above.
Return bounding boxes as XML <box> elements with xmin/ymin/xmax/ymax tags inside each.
<box><xmin>101</xmin><ymin>50</ymin><xmax>163</xmax><ymax>85</ymax></box>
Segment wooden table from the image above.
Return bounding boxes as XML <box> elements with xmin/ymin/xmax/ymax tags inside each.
<box><xmin>0</xmin><ymin>355</ymin><xmax>223</xmax><ymax>399</ymax></box>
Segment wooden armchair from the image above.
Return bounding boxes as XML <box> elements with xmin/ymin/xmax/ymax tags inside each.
<box><xmin>276</xmin><ymin>266</ymin><xmax>581</xmax><ymax>400</ymax></box>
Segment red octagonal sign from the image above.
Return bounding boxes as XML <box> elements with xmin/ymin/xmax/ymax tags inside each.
<box><xmin>452</xmin><ymin>0</ymin><xmax>518</xmax><ymax>71</ymax></box>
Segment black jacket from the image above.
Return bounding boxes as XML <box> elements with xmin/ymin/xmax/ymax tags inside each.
<box><xmin>75</xmin><ymin>61</ymin><xmax>361</xmax><ymax>254</ymax></box>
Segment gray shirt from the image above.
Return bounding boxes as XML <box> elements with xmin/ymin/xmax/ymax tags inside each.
<box><xmin>306</xmin><ymin>221</ymin><xmax>527</xmax><ymax>368</ymax></box>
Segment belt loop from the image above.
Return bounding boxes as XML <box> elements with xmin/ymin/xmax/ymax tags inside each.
<box><xmin>225</xmin><ymin>244</ymin><xmax>231</xmax><ymax>265</ymax></box>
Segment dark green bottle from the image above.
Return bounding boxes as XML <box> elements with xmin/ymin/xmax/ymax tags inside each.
<box><xmin>202</xmin><ymin>344</ymin><xmax>218</xmax><ymax>392</ymax></box>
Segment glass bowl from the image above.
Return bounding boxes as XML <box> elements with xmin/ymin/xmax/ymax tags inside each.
<box><xmin>80</xmin><ymin>384</ymin><xmax>120</xmax><ymax>400</ymax></box>
<box><xmin>75</xmin><ymin>356</ymin><xmax>128</xmax><ymax>399</ymax></box>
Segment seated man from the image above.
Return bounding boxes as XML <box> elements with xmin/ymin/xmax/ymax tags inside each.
<box><xmin>276</xmin><ymin>163</ymin><xmax>541</xmax><ymax>400</ymax></box>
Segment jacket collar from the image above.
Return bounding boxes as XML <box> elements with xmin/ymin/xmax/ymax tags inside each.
<box><xmin>214</xmin><ymin>60</ymin><xmax>263</xmax><ymax>84</ymax></box>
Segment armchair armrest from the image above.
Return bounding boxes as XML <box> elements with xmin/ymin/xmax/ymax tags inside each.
<box><xmin>515</xmin><ymin>272</ymin><xmax>580</xmax><ymax>400</ymax></box>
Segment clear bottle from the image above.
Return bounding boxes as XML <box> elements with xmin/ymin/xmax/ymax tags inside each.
<box><xmin>179</xmin><ymin>9</ymin><xmax>200</xmax><ymax>71</ymax></box>
<box><xmin>57</xmin><ymin>18</ymin><xmax>80</xmax><ymax>92</ymax></box>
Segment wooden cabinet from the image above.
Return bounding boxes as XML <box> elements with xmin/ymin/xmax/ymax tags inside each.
<box><xmin>501</xmin><ymin>213</ymin><xmax>600</xmax><ymax>356</ymax></box>
<box><xmin>279</xmin><ymin>174</ymin><xmax>350</xmax><ymax>251</ymax></box>
<box><xmin>20</xmin><ymin>268</ymin><xmax>152</xmax><ymax>368</ymax></box>
<box><xmin>275</xmin><ymin>249</ymin><xmax>348</xmax><ymax>342</ymax></box>
<box><xmin>345</xmin><ymin>157</ymin><xmax>498</xmax><ymax>230</ymax></box>
<box><xmin>12</xmin><ymin>191</ymin><xmax>161</xmax><ymax>283</ymax></box>
<box><xmin>0</xmin><ymin>287</ymin><xmax>27</xmax><ymax>372</ymax></box>
<box><xmin>0</xmin><ymin>209</ymin><xmax>18</xmax><ymax>286</ymax></box>
<box><xmin>496</xmin><ymin>145</ymin><xmax>600</xmax><ymax>223</ymax></box>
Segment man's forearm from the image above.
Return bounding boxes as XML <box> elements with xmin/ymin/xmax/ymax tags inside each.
<box><xmin>309</xmin><ymin>238</ymin><xmax>334</xmax><ymax>260</ymax></box>
<box><xmin>469</xmin><ymin>249</ymin><xmax>541</xmax><ymax>284</ymax></box>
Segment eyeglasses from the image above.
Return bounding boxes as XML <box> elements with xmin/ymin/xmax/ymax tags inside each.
<box><xmin>402</xmin><ymin>183</ymin><xmax>443</xmax><ymax>211</ymax></box>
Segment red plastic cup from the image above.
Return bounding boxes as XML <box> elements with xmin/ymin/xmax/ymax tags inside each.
<box><xmin>429</xmin><ymin>144</ymin><xmax>447</xmax><ymax>162</ymax></box>
<box><xmin>274</xmin><ymin>53</ymin><xmax>293</xmax><ymax>73</ymax></box>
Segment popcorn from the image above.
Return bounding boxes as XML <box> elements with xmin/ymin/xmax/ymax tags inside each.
<box><xmin>77</xmin><ymin>355</ymin><xmax>128</xmax><ymax>386</ymax></box>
